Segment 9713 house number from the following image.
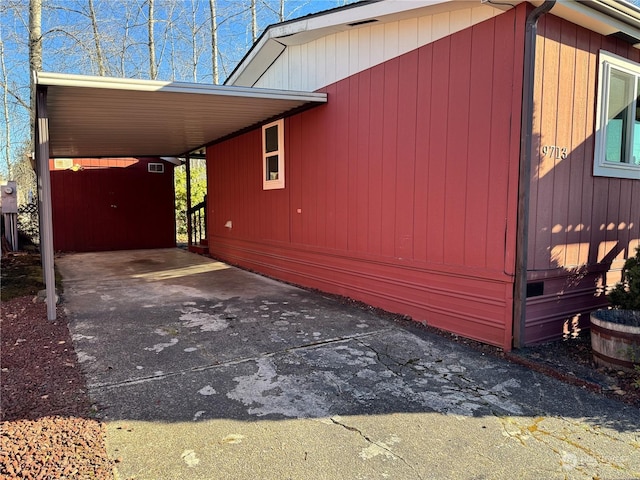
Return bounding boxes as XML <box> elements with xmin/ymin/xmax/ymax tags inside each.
<box><xmin>541</xmin><ymin>145</ymin><xmax>568</xmax><ymax>159</ymax></box>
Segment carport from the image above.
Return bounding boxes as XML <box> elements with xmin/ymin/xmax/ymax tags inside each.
<box><xmin>34</xmin><ymin>72</ymin><xmax>327</xmax><ymax>320</ymax></box>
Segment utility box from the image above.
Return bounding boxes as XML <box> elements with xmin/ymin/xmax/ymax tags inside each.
<box><xmin>1</xmin><ymin>181</ymin><xmax>18</xmax><ymax>213</ymax></box>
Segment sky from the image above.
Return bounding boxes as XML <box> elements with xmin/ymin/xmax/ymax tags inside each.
<box><xmin>3</xmin><ymin>0</ymin><xmax>640</xmax><ymax>178</ymax></box>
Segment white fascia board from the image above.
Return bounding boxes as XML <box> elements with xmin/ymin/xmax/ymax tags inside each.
<box><xmin>35</xmin><ymin>71</ymin><xmax>326</xmax><ymax>103</ymax></box>
<box><xmin>270</xmin><ymin>0</ymin><xmax>451</xmax><ymax>41</ymax></box>
<box><xmin>230</xmin><ymin>39</ymin><xmax>286</xmax><ymax>87</ymax></box>
<box><xmin>550</xmin><ymin>1</ymin><xmax>640</xmax><ymax>43</ymax></box>
<box><xmin>587</xmin><ymin>0</ymin><xmax>640</xmax><ymax>26</ymax></box>
<box><xmin>227</xmin><ymin>0</ymin><xmax>453</xmax><ymax>86</ymax></box>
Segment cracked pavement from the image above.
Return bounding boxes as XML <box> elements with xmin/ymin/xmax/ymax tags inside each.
<box><xmin>57</xmin><ymin>249</ymin><xmax>640</xmax><ymax>480</ymax></box>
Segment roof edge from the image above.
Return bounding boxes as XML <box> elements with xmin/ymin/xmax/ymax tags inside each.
<box><xmin>554</xmin><ymin>0</ymin><xmax>640</xmax><ymax>44</ymax></box>
<box><xmin>35</xmin><ymin>71</ymin><xmax>327</xmax><ymax>103</ymax></box>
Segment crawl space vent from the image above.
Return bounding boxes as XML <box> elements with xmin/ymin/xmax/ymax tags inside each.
<box><xmin>148</xmin><ymin>163</ymin><xmax>165</xmax><ymax>173</ymax></box>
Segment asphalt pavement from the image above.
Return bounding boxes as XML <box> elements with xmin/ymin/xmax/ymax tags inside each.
<box><xmin>56</xmin><ymin>248</ymin><xmax>640</xmax><ymax>480</ymax></box>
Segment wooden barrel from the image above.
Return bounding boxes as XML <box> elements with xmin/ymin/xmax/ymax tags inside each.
<box><xmin>590</xmin><ymin>310</ymin><xmax>640</xmax><ymax>371</ymax></box>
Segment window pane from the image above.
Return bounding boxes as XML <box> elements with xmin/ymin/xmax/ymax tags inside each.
<box><xmin>606</xmin><ymin>69</ymin><xmax>632</xmax><ymax>163</ymax></box>
<box><xmin>266</xmin><ymin>155</ymin><xmax>279</xmax><ymax>180</ymax></box>
<box><xmin>265</xmin><ymin>125</ymin><xmax>279</xmax><ymax>153</ymax></box>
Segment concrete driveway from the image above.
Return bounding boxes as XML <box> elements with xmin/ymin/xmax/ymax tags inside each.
<box><xmin>57</xmin><ymin>249</ymin><xmax>640</xmax><ymax>480</ymax></box>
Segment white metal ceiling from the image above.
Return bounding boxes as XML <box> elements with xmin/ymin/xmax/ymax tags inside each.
<box><xmin>36</xmin><ymin>72</ymin><xmax>327</xmax><ymax>158</ymax></box>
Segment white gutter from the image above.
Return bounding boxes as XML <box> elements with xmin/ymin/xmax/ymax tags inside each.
<box><xmin>551</xmin><ymin>0</ymin><xmax>640</xmax><ymax>44</ymax></box>
<box><xmin>584</xmin><ymin>0</ymin><xmax>640</xmax><ymax>27</ymax></box>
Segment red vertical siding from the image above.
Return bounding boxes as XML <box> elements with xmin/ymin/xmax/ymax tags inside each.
<box><xmin>356</xmin><ymin>70</ymin><xmax>371</xmax><ymax>254</ymax></box>
<box><xmin>380</xmin><ymin>57</ymin><xmax>399</xmax><ymax>258</ymax></box>
<box><xmin>367</xmin><ymin>66</ymin><xmax>384</xmax><ymax>257</ymax></box>
<box><xmin>50</xmin><ymin>158</ymin><xmax>175</xmax><ymax>252</ymax></box>
<box><xmin>347</xmin><ymin>74</ymin><xmax>359</xmax><ymax>252</ymax></box>
<box><xmin>426</xmin><ymin>37</ymin><xmax>449</xmax><ymax>265</ymax></box>
<box><xmin>525</xmin><ymin>16</ymin><xmax>640</xmax><ymax>344</ymax></box>
<box><xmin>465</xmin><ymin>20</ymin><xmax>494</xmax><ymax>269</ymax></box>
<box><xmin>395</xmin><ymin>51</ymin><xmax>417</xmax><ymax>260</ymax></box>
<box><xmin>208</xmin><ymin>7</ymin><xmax>527</xmax><ymax>350</ymax></box>
<box><xmin>413</xmin><ymin>45</ymin><xmax>432</xmax><ymax>264</ymax></box>
<box><xmin>443</xmin><ymin>28</ymin><xmax>471</xmax><ymax>266</ymax></box>
<box><xmin>334</xmin><ymin>80</ymin><xmax>350</xmax><ymax>252</ymax></box>
<box><xmin>487</xmin><ymin>9</ymin><xmax>526</xmax><ymax>277</ymax></box>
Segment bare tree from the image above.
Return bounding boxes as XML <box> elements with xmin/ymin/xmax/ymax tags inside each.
<box><xmin>29</xmin><ymin>0</ymin><xmax>42</xmax><ymax>147</ymax></box>
<box><xmin>251</xmin><ymin>0</ymin><xmax>257</xmax><ymax>43</ymax></box>
<box><xmin>117</xmin><ymin>1</ymin><xmax>135</xmax><ymax>77</ymax></box>
<box><xmin>209</xmin><ymin>0</ymin><xmax>219</xmax><ymax>84</ymax></box>
<box><xmin>0</xmin><ymin>1</ymin><xmax>31</xmax><ymax>181</ymax></box>
<box><xmin>13</xmin><ymin>140</ymin><xmax>37</xmax><ymax>205</ymax></box>
<box><xmin>0</xmin><ymin>40</ymin><xmax>12</xmax><ymax>177</ymax></box>
<box><xmin>181</xmin><ymin>0</ymin><xmax>207</xmax><ymax>82</ymax></box>
<box><xmin>88</xmin><ymin>0</ymin><xmax>106</xmax><ymax>75</ymax></box>
<box><xmin>148</xmin><ymin>0</ymin><xmax>157</xmax><ymax>79</ymax></box>
<box><xmin>262</xmin><ymin>0</ymin><xmax>316</xmax><ymax>23</ymax></box>
<box><xmin>109</xmin><ymin>0</ymin><xmax>149</xmax><ymax>79</ymax></box>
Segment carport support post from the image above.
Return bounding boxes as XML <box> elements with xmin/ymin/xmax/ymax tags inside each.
<box><xmin>186</xmin><ymin>153</ymin><xmax>192</xmax><ymax>248</ymax></box>
<box><xmin>36</xmin><ymin>87</ymin><xmax>57</xmax><ymax>321</ymax></box>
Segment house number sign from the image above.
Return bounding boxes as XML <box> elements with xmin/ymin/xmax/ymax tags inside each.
<box><xmin>541</xmin><ymin>145</ymin><xmax>568</xmax><ymax>159</ymax></box>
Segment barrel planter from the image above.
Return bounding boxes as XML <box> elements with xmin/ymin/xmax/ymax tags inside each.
<box><xmin>590</xmin><ymin>310</ymin><xmax>640</xmax><ymax>371</ymax></box>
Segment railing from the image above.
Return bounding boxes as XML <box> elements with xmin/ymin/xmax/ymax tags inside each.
<box><xmin>187</xmin><ymin>195</ymin><xmax>207</xmax><ymax>246</ymax></box>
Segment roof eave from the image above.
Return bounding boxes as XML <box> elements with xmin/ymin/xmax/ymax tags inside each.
<box><xmin>226</xmin><ymin>0</ymin><xmax>456</xmax><ymax>87</ymax></box>
<box><xmin>36</xmin><ymin>71</ymin><xmax>327</xmax><ymax>103</ymax></box>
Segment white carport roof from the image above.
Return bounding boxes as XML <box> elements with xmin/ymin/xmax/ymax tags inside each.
<box><xmin>34</xmin><ymin>71</ymin><xmax>327</xmax><ymax>322</ymax></box>
<box><xmin>35</xmin><ymin>72</ymin><xmax>327</xmax><ymax>158</ymax></box>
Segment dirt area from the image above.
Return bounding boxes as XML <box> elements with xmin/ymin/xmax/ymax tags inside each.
<box><xmin>1</xmin><ymin>253</ymin><xmax>48</xmax><ymax>302</ymax></box>
<box><xmin>1</xmin><ymin>254</ymin><xmax>113</xmax><ymax>479</ymax></box>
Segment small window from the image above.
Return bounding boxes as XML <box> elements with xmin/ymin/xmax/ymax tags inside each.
<box><xmin>262</xmin><ymin>119</ymin><xmax>285</xmax><ymax>189</ymax></box>
<box><xmin>594</xmin><ymin>51</ymin><xmax>640</xmax><ymax>179</ymax></box>
<box><xmin>148</xmin><ymin>162</ymin><xmax>165</xmax><ymax>173</ymax></box>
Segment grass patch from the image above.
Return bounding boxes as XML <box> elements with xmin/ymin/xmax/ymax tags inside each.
<box><xmin>1</xmin><ymin>254</ymin><xmax>62</xmax><ymax>302</ymax></box>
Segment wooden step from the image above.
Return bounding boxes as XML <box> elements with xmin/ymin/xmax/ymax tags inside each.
<box><xmin>188</xmin><ymin>244</ymin><xmax>209</xmax><ymax>255</ymax></box>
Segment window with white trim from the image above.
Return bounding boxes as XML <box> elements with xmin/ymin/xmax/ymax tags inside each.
<box><xmin>262</xmin><ymin>119</ymin><xmax>285</xmax><ymax>189</ymax></box>
<box><xmin>595</xmin><ymin>51</ymin><xmax>640</xmax><ymax>180</ymax></box>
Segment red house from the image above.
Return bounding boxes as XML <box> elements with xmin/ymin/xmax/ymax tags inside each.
<box><xmin>206</xmin><ymin>0</ymin><xmax>640</xmax><ymax>350</ymax></box>
<box><xmin>35</xmin><ymin>1</ymin><xmax>640</xmax><ymax>348</ymax></box>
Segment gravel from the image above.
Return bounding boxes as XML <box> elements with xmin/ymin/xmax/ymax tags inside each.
<box><xmin>1</xmin><ymin>296</ymin><xmax>113</xmax><ymax>479</ymax></box>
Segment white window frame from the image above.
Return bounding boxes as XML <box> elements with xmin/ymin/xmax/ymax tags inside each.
<box><xmin>594</xmin><ymin>51</ymin><xmax>640</xmax><ymax>180</ymax></box>
<box><xmin>148</xmin><ymin>162</ymin><xmax>165</xmax><ymax>173</ymax></box>
<box><xmin>262</xmin><ymin>119</ymin><xmax>285</xmax><ymax>190</ymax></box>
